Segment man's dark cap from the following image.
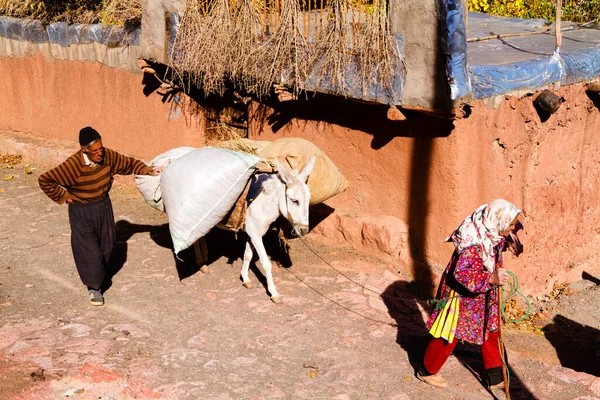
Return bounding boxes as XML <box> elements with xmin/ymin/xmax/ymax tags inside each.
<box><xmin>79</xmin><ymin>126</ymin><xmax>101</xmax><ymax>146</ymax></box>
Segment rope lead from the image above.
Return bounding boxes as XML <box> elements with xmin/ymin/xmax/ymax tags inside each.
<box><xmin>500</xmin><ymin>270</ymin><xmax>531</xmax><ymax>323</ymax></box>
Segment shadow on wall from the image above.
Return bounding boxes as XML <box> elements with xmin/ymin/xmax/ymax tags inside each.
<box><xmin>254</xmin><ymin>94</ymin><xmax>455</xmax><ymax>148</ymax></box>
<box><xmin>140</xmin><ymin>62</ymin><xmax>250</xmax><ymax>130</ymax></box>
<box><xmin>586</xmin><ymin>89</ymin><xmax>600</xmax><ymax>111</ymax></box>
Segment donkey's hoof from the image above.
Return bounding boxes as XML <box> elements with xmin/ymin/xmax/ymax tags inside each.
<box><xmin>270</xmin><ymin>296</ymin><xmax>283</xmax><ymax>304</ymax></box>
<box><xmin>242</xmin><ymin>281</ymin><xmax>256</xmax><ymax>289</ymax></box>
<box><xmin>200</xmin><ymin>265</ymin><xmax>210</xmax><ymax>274</ymax></box>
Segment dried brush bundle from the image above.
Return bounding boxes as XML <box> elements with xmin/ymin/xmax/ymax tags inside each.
<box><xmin>0</xmin><ymin>0</ymin><xmax>101</xmax><ymax>25</ymax></box>
<box><xmin>357</xmin><ymin>0</ymin><xmax>401</xmax><ymax>102</ymax></box>
<box><xmin>248</xmin><ymin>0</ymin><xmax>309</xmax><ymax>98</ymax></box>
<box><xmin>309</xmin><ymin>0</ymin><xmax>357</xmax><ymax>96</ymax></box>
<box><xmin>228</xmin><ymin>0</ymin><xmax>263</xmax><ymax>91</ymax></box>
<box><xmin>100</xmin><ymin>0</ymin><xmax>142</xmax><ymax>27</ymax></box>
<box><xmin>208</xmin><ymin>124</ymin><xmax>259</xmax><ymax>154</ymax></box>
<box><xmin>170</xmin><ymin>0</ymin><xmax>232</xmax><ymax>96</ymax></box>
<box><xmin>169</xmin><ymin>0</ymin><xmax>206</xmax><ymax>89</ymax></box>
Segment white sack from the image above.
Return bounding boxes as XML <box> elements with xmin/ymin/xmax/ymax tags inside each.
<box><xmin>135</xmin><ymin>146</ymin><xmax>196</xmax><ymax>211</ymax></box>
<box><xmin>160</xmin><ymin>146</ymin><xmax>260</xmax><ymax>254</ymax></box>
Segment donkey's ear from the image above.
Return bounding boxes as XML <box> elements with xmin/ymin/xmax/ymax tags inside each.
<box><xmin>299</xmin><ymin>155</ymin><xmax>316</xmax><ymax>182</ymax></box>
<box><xmin>275</xmin><ymin>157</ymin><xmax>294</xmax><ymax>184</ymax></box>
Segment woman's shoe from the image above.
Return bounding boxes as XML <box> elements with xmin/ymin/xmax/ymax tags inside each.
<box><xmin>416</xmin><ymin>371</ymin><xmax>449</xmax><ymax>388</ymax></box>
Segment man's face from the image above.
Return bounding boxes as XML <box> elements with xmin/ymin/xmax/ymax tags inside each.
<box><xmin>83</xmin><ymin>140</ymin><xmax>104</xmax><ymax>164</ymax></box>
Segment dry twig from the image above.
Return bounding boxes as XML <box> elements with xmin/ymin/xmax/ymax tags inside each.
<box><xmin>357</xmin><ymin>0</ymin><xmax>400</xmax><ymax>102</ymax></box>
<box><xmin>310</xmin><ymin>0</ymin><xmax>356</xmax><ymax>96</ymax></box>
<box><xmin>248</xmin><ymin>0</ymin><xmax>309</xmax><ymax>98</ymax></box>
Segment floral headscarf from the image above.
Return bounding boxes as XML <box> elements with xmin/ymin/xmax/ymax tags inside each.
<box><xmin>445</xmin><ymin>199</ymin><xmax>522</xmax><ymax>272</ymax></box>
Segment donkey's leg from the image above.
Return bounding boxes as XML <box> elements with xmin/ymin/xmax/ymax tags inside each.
<box><xmin>193</xmin><ymin>237</ymin><xmax>210</xmax><ymax>274</ymax></box>
<box><xmin>247</xmin><ymin>231</ymin><xmax>282</xmax><ymax>303</ymax></box>
<box><xmin>241</xmin><ymin>241</ymin><xmax>256</xmax><ymax>289</ymax></box>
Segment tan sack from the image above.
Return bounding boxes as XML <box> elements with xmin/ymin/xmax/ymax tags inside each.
<box><xmin>258</xmin><ymin>138</ymin><xmax>348</xmax><ymax>205</ymax></box>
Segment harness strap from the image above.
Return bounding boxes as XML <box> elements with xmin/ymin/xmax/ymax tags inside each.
<box><xmin>246</xmin><ymin>173</ymin><xmax>272</xmax><ymax>207</ymax></box>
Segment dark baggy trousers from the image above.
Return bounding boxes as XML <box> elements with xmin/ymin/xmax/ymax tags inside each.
<box><xmin>68</xmin><ymin>196</ymin><xmax>116</xmax><ymax>291</ymax></box>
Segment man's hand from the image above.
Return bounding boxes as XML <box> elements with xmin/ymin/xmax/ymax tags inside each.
<box><xmin>489</xmin><ymin>269</ymin><xmax>508</xmax><ymax>286</ymax></box>
<box><xmin>148</xmin><ymin>167</ymin><xmax>163</xmax><ymax>176</ymax></box>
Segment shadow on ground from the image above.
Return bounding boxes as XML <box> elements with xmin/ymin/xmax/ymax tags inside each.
<box><xmin>381</xmin><ymin>280</ymin><xmax>538</xmax><ymax>399</ymax></box>
<box><xmin>543</xmin><ymin>315</ymin><xmax>600</xmax><ymax>377</ymax></box>
<box><xmin>106</xmin><ymin>219</ymin><xmax>294</xmax><ymax>297</ymax></box>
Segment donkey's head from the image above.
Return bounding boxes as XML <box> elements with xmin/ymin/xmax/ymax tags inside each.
<box><xmin>275</xmin><ymin>155</ymin><xmax>316</xmax><ymax>237</ymax></box>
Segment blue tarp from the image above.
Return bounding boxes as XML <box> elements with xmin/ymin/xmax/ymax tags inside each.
<box><xmin>438</xmin><ymin>0</ymin><xmax>471</xmax><ymax>100</ymax></box>
<box><xmin>302</xmin><ymin>35</ymin><xmax>405</xmax><ymax>105</ymax></box>
<box><xmin>441</xmin><ymin>8</ymin><xmax>600</xmax><ymax>99</ymax></box>
<box><xmin>0</xmin><ymin>16</ymin><xmax>140</xmax><ymax>47</ymax></box>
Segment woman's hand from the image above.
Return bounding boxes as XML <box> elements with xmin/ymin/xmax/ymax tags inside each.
<box><xmin>489</xmin><ymin>269</ymin><xmax>508</xmax><ymax>286</ymax></box>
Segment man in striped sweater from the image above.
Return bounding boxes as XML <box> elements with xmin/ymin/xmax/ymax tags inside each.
<box><xmin>39</xmin><ymin>127</ymin><xmax>163</xmax><ymax>306</ymax></box>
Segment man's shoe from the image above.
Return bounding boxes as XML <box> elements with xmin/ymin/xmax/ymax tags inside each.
<box><xmin>416</xmin><ymin>371</ymin><xmax>449</xmax><ymax>388</ymax></box>
<box><xmin>88</xmin><ymin>290</ymin><xmax>104</xmax><ymax>306</ymax></box>
<box><xmin>489</xmin><ymin>383</ymin><xmax>507</xmax><ymax>400</ymax></box>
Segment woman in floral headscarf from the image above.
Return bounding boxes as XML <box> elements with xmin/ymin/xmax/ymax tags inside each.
<box><xmin>416</xmin><ymin>199</ymin><xmax>523</xmax><ymax>391</ymax></box>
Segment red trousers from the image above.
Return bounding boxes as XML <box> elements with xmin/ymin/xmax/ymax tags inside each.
<box><xmin>423</xmin><ymin>330</ymin><xmax>502</xmax><ymax>375</ymax></box>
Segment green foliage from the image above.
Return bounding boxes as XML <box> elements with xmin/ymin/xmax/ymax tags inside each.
<box><xmin>470</xmin><ymin>0</ymin><xmax>492</xmax><ymax>12</ymax></box>
<box><xmin>468</xmin><ymin>0</ymin><xmax>600</xmax><ymax>23</ymax></box>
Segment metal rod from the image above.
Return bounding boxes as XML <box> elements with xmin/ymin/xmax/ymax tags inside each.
<box><xmin>276</xmin><ymin>0</ymin><xmax>280</xmax><ymax>31</ymax></box>
<box><xmin>308</xmin><ymin>0</ymin><xmax>311</xmax><ymax>40</ymax></box>
<box><xmin>319</xmin><ymin>0</ymin><xmax>323</xmax><ymax>42</ymax></box>
<box><xmin>270</xmin><ymin>0</ymin><xmax>274</xmax><ymax>34</ymax></box>
<box><xmin>357</xmin><ymin>0</ymin><xmax>362</xmax><ymax>41</ymax></box>
<box><xmin>304</xmin><ymin>0</ymin><xmax>308</xmax><ymax>39</ymax></box>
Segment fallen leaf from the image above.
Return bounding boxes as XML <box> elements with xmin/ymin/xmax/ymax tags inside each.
<box><xmin>306</xmin><ymin>370</ymin><xmax>318</xmax><ymax>378</ymax></box>
<box><xmin>3</xmin><ymin>175</ymin><xmax>14</xmax><ymax>181</ymax></box>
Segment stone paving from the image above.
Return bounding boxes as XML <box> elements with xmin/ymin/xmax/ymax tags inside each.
<box><xmin>0</xmin><ymin>156</ymin><xmax>599</xmax><ymax>399</ymax></box>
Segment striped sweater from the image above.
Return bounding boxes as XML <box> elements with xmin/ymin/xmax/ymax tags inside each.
<box><xmin>39</xmin><ymin>148</ymin><xmax>152</xmax><ymax>204</ymax></box>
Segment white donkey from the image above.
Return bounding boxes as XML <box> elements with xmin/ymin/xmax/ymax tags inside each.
<box><xmin>193</xmin><ymin>155</ymin><xmax>316</xmax><ymax>303</ymax></box>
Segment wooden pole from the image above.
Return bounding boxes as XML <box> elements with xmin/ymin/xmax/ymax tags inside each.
<box><xmin>464</xmin><ymin>0</ymin><xmax>468</xmax><ymax>36</ymax></box>
<box><xmin>497</xmin><ymin>286</ymin><xmax>511</xmax><ymax>400</ymax></box>
<box><xmin>556</xmin><ymin>0</ymin><xmax>562</xmax><ymax>52</ymax></box>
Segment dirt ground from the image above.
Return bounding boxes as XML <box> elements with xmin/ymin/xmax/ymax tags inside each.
<box><xmin>0</xmin><ymin>153</ymin><xmax>599</xmax><ymax>400</ymax></box>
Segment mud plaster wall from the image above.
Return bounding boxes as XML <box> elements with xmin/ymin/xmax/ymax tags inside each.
<box><xmin>0</xmin><ymin>51</ymin><xmax>205</xmax><ymax>160</ymax></box>
<box><xmin>248</xmin><ymin>85</ymin><xmax>600</xmax><ymax>296</ymax></box>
